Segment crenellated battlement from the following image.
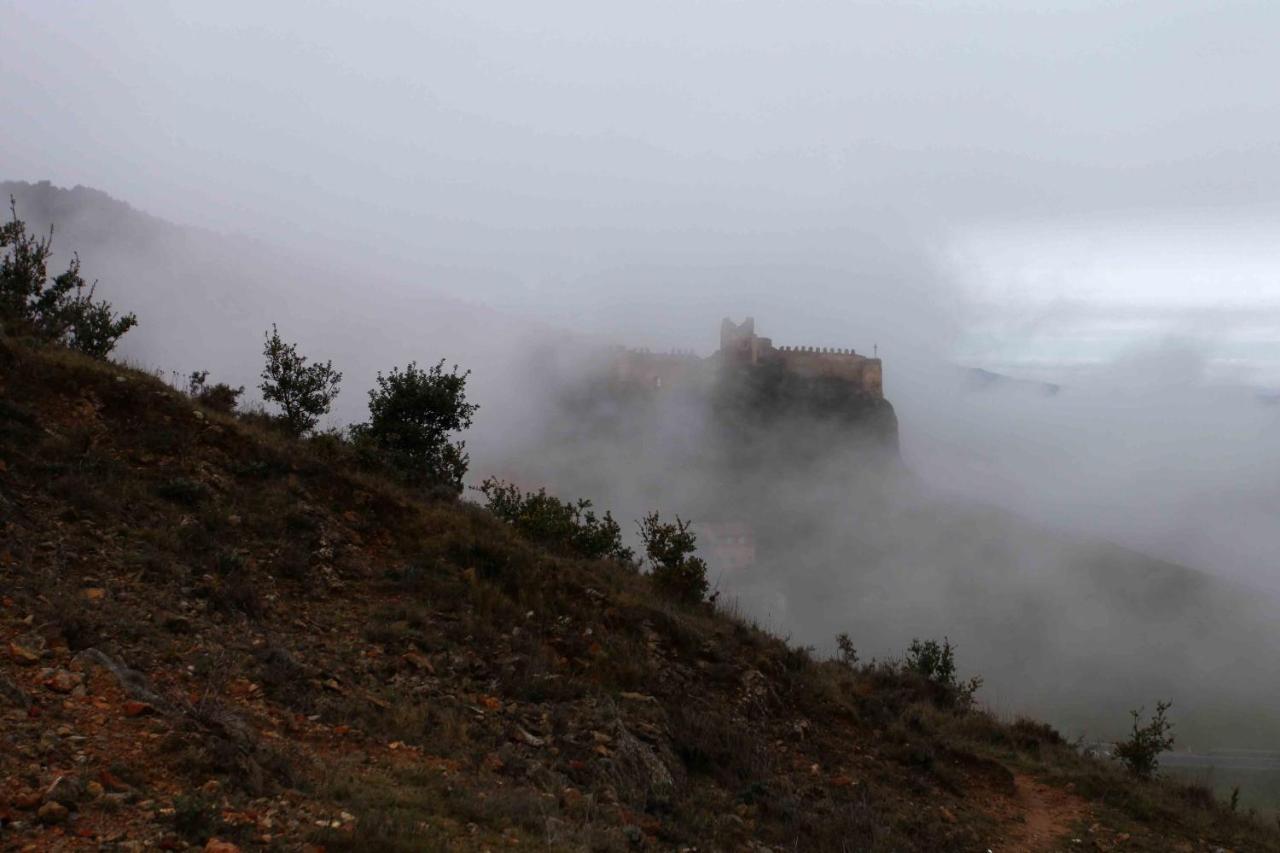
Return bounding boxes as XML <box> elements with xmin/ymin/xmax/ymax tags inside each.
<box><xmin>609</xmin><ymin>345</ymin><xmax>704</xmax><ymax>389</ymax></box>
<box><xmin>770</xmin><ymin>342</ymin><xmax>882</xmax><ymax>395</ymax></box>
<box><xmin>777</xmin><ymin>346</ymin><xmax>858</xmax><ymax>355</ymax></box>
<box><xmin>610</xmin><ymin>317</ymin><xmax>884</xmax><ymax>398</ymax></box>
<box><xmin>723</xmin><ymin>318</ymin><xmax>883</xmax><ymax>397</ymax></box>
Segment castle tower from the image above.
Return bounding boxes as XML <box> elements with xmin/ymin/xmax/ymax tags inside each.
<box><xmin>720</xmin><ymin>316</ymin><xmax>773</xmax><ymax>365</ymax></box>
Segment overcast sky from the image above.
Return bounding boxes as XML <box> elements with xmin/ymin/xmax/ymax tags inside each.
<box><xmin>5</xmin><ymin>0</ymin><xmax>1280</xmax><ymax>380</ymax></box>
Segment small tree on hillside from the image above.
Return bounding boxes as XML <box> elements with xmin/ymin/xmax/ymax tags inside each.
<box><xmin>188</xmin><ymin>370</ymin><xmax>245</xmax><ymax>414</ymax></box>
<box><xmin>65</xmin><ymin>283</ymin><xmax>139</xmax><ymax>358</ymax></box>
<box><xmin>1</xmin><ymin>197</ymin><xmax>136</xmax><ymax>356</ymax></box>
<box><xmin>350</xmin><ymin>361</ymin><xmax>481</xmax><ymax>494</ymax></box>
<box><xmin>1115</xmin><ymin>700</ymin><xmax>1175</xmax><ymax>779</ymax></box>
<box><xmin>906</xmin><ymin>635</ymin><xmax>983</xmax><ymax>706</ymax></box>
<box><xmin>904</xmin><ymin>636</ymin><xmax>982</xmax><ymax>708</ymax></box>
<box><xmin>905</xmin><ymin>637</ymin><xmax>958</xmax><ymax>684</ymax></box>
<box><xmin>259</xmin><ymin>325</ymin><xmax>342</xmax><ymax>436</ymax></box>
<box><xmin>638</xmin><ymin>512</ymin><xmax>709</xmax><ymax>604</ymax></box>
<box><xmin>835</xmin><ymin>633</ymin><xmax>859</xmax><ymax>667</ymax></box>
<box><xmin>352</xmin><ymin>360</ymin><xmax>478</xmax><ymax>494</ymax></box>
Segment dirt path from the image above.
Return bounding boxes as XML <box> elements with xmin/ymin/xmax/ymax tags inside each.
<box><xmin>993</xmin><ymin>773</ymin><xmax>1091</xmax><ymax>852</ymax></box>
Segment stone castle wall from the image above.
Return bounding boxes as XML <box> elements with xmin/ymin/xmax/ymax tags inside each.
<box><xmin>610</xmin><ymin>347</ymin><xmax>703</xmax><ymax>389</ymax></box>
<box><xmin>773</xmin><ymin>346</ymin><xmax>883</xmax><ymax>397</ymax></box>
<box><xmin>610</xmin><ymin>317</ymin><xmax>884</xmax><ymax>398</ymax></box>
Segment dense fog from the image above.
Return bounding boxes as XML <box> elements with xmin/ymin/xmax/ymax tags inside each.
<box><xmin>5</xmin><ymin>0</ymin><xmax>1280</xmax><ymax>748</ymax></box>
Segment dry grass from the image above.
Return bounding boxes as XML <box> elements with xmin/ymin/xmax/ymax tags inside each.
<box><xmin>2</xmin><ymin>340</ymin><xmax>1277</xmax><ymax>851</ymax></box>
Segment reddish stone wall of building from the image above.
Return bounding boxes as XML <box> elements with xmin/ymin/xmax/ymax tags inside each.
<box><xmin>773</xmin><ymin>347</ymin><xmax>883</xmax><ymax>397</ymax></box>
<box><xmin>610</xmin><ymin>348</ymin><xmax>703</xmax><ymax>389</ymax></box>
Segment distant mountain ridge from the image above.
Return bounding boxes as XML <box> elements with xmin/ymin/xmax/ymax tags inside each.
<box><xmin>961</xmin><ymin>365</ymin><xmax>1061</xmax><ymax>396</ymax></box>
<box><xmin>0</xmin><ymin>179</ymin><xmax>555</xmax><ymax>434</ymax></box>
<box><xmin>3</xmin><ymin>180</ymin><xmax>181</xmax><ymax>242</ymax></box>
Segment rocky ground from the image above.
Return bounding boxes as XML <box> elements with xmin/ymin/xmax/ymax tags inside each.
<box><xmin>1</xmin><ymin>343</ymin><xmax>1275</xmax><ymax>851</ymax></box>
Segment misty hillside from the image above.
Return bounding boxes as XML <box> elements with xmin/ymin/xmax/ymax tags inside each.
<box><xmin>0</xmin><ymin>180</ymin><xmax>549</xmax><ymax>433</ymax></box>
<box><xmin>495</xmin><ymin>339</ymin><xmax>1280</xmax><ymax>758</ymax></box>
<box><xmin>8</xmin><ymin>180</ymin><xmax>1280</xmax><ymax>757</ymax></box>
<box><xmin>1</xmin><ymin>183</ymin><xmax>185</xmax><ymax>251</ymax></box>
<box><xmin>4</xmin><ymin>331</ymin><xmax>1279</xmax><ymax>850</ymax></box>
<box><xmin>11</xmin><ymin>0</ymin><xmax>1280</xmax><ymax>847</ymax></box>
<box><xmin>961</xmin><ymin>367</ymin><xmax>1060</xmax><ymax>396</ymax></box>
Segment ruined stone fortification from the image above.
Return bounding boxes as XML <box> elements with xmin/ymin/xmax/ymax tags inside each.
<box><xmin>609</xmin><ymin>347</ymin><xmax>704</xmax><ymax>390</ymax></box>
<box><xmin>609</xmin><ymin>317</ymin><xmax>884</xmax><ymax>398</ymax></box>
<box><xmin>718</xmin><ymin>317</ymin><xmax>883</xmax><ymax>397</ymax></box>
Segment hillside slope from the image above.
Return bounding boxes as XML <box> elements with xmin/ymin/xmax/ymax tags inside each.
<box><xmin>0</xmin><ymin>180</ymin><xmax>553</xmax><ymax>431</ymax></box>
<box><xmin>0</xmin><ymin>341</ymin><xmax>1275</xmax><ymax>851</ymax></box>
<box><xmin>18</xmin><ymin>181</ymin><xmax>1277</xmax><ymax>758</ymax></box>
<box><xmin>498</xmin><ymin>353</ymin><xmax>1280</xmax><ymax>753</ymax></box>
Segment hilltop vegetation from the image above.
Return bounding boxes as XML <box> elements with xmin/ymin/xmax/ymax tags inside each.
<box><xmin>1</xmin><ymin>210</ymin><xmax>1278</xmax><ymax>850</ymax></box>
<box><xmin>1</xmin><ymin>198</ymin><xmax>136</xmax><ymax>358</ymax></box>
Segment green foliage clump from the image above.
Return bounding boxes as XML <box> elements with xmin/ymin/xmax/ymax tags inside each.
<box><xmin>259</xmin><ymin>324</ymin><xmax>342</xmax><ymax>437</ymax></box>
<box><xmin>1115</xmin><ymin>700</ymin><xmax>1175</xmax><ymax>779</ymax></box>
<box><xmin>65</xmin><ymin>291</ymin><xmax>139</xmax><ymax>358</ymax></box>
<box><xmin>188</xmin><ymin>370</ymin><xmax>244</xmax><ymax>414</ymax></box>
<box><xmin>638</xmin><ymin>511</ymin><xmax>709</xmax><ymax>604</ymax></box>
<box><xmin>1</xmin><ymin>197</ymin><xmax>136</xmax><ymax>357</ymax></box>
<box><xmin>478</xmin><ymin>477</ymin><xmax>633</xmax><ymax>562</ymax></box>
<box><xmin>352</xmin><ymin>360</ymin><xmax>477</xmax><ymax>495</ymax></box>
<box><xmin>905</xmin><ymin>637</ymin><xmax>957</xmax><ymax>683</ymax></box>
<box><xmin>904</xmin><ymin>637</ymin><xmax>982</xmax><ymax>708</ymax></box>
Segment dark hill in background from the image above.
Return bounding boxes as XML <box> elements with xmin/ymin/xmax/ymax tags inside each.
<box><xmin>0</xmin><ymin>180</ymin><xmax>550</xmax><ymax>440</ymax></box>
<box><xmin>962</xmin><ymin>366</ymin><xmax>1061</xmax><ymax>396</ymax></box>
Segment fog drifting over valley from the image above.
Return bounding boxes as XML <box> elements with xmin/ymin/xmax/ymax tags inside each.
<box><xmin>5</xmin><ymin>1</ymin><xmax>1280</xmax><ymax>745</ymax></box>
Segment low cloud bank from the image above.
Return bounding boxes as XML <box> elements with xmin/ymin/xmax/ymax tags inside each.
<box><xmin>10</xmin><ymin>180</ymin><xmax>1280</xmax><ymax>749</ymax></box>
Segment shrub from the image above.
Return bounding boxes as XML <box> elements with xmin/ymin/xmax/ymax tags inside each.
<box><xmin>905</xmin><ymin>637</ymin><xmax>957</xmax><ymax>683</ymax></box>
<box><xmin>1008</xmin><ymin>717</ymin><xmax>1063</xmax><ymax>748</ymax></box>
<box><xmin>259</xmin><ymin>325</ymin><xmax>342</xmax><ymax>437</ymax></box>
<box><xmin>638</xmin><ymin>512</ymin><xmax>709</xmax><ymax>604</ymax></box>
<box><xmin>478</xmin><ymin>477</ymin><xmax>633</xmax><ymax>562</ymax></box>
<box><xmin>155</xmin><ymin>476</ymin><xmax>212</xmax><ymax>506</ymax></box>
<box><xmin>63</xmin><ymin>286</ymin><xmax>138</xmax><ymax>358</ymax></box>
<box><xmin>308</xmin><ymin>427</ymin><xmax>353</xmax><ymax>463</ymax></box>
<box><xmin>208</xmin><ymin>551</ymin><xmax>263</xmax><ymax>617</ymax></box>
<box><xmin>1114</xmin><ymin>700</ymin><xmax>1175</xmax><ymax>779</ymax></box>
<box><xmin>835</xmin><ymin>632</ymin><xmax>859</xmax><ymax>667</ymax></box>
<box><xmin>0</xmin><ymin>197</ymin><xmax>136</xmax><ymax>356</ymax></box>
<box><xmin>170</xmin><ymin>793</ymin><xmax>217</xmax><ymax>843</ymax></box>
<box><xmin>351</xmin><ymin>360</ymin><xmax>478</xmax><ymax>494</ymax></box>
<box><xmin>904</xmin><ymin>637</ymin><xmax>982</xmax><ymax>708</ymax></box>
<box><xmin>187</xmin><ymin>370</ymin><xmax>244</xmax><ymax>414</ymax></box>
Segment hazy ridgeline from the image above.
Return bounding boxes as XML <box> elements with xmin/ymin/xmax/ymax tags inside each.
<box><xmin>7</xmin><ymin>179</ymin><xmax>1280</xmax><ymax>752</ymax></box>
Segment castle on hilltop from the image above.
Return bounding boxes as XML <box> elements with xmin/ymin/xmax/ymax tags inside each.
<box><xmin>610</xmin><ymin>317</ymin><xmax>884</xmax><ymax>399</ymax></box>
<box><xmin>718</xmin><ymin>317</ymin><xmax>883</xmax><ymax>397</ymax></box>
